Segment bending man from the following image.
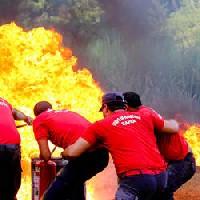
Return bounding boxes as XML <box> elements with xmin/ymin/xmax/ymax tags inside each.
<box><xmin>32</xmin><ymin>101</ymin><xmax>109</xmax><ymax>200</ymax></box>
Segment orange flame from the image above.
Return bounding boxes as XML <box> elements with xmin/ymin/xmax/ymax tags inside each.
<box><xmin>1</xmin><ymin>23</ymin><xmax>200</xmax><ymax>200</ymax></box>
<box><xmin>184</xmin><ymin>125</ymin><xmax>200</xmax><ymax>165</ymax></box>
<box><xmin>0</xmin><ymin>23</ymin><xmax>103</xmax><ymax>200</ymax></box>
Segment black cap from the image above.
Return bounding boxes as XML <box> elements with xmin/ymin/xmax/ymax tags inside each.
<box><xmin>99</xmin><ymin>92</ymin><xmax>126</xmax><ymax>111</ymax></box>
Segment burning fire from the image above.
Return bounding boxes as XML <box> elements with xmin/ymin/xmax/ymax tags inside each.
<box><xmin>0</xmin><ymin>23</ymin><xmax>200</xmax><ymax>200</ymax></box>
<box><xmin>0</xmin><ymin>23</ymin><xmax>103</xmax><ymax>200</ymax></box>
<box><xmin>184</xmin><ymin>125</ymin><xmax>200</xmax><ymax>165</ymax></box>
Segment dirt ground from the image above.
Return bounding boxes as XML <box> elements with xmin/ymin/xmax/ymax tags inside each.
<box><xmin>87</xmin><ymin>162</ymin><xmax>200</xmax><ymax>200</ymax></box>
<box><xmin>174</xmin><ymin>167</ymin><xmax>200</xmax><ymax>200</ymax></box>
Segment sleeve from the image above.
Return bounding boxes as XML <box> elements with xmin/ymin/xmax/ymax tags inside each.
<box><xmin>8</xmin><ymin>103</ymin><xmax>12</xmax><ymax>111</ymax></box>
<box><xmin>81</xmin><ymin>123</ymin><xmax>99</xmax><ymax>145</ymax></box>
<box><xmin>33</xmin><ymin>119</ymin><xmax>49</xmax><ymax>141</ymax></box>
<box><xmin>4</xmin><ymin>99</ymin><xmax>12</xmax><ymax>111</ymax></box>
<box><xmin>150</xmin><ymin>108</ymin><xmax>164</xmax><ymax>130</ymax></box>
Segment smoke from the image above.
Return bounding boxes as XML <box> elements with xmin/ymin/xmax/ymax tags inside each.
<box><xmin>0</xmin><ymin>0</ymin><xmax>20</xmax><ymax>24</ymax></box>
<box><xmin>85</xmin><ymin>0</ymin><xmax>200</xmax><ymax>123</ymax></box>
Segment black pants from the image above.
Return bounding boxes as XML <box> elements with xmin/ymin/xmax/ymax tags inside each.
<box><xmin>116</xmin><ymin>171</ymin><xmax>167</xmax><ymax>200</ymax></box>
<box><xmin>43</xmin><ymin>148</ymin><xmax>109</xmax><ymax>200</ymax></box>
<box><xmin>156</xmin><ymin>152</ymin><xmax>196</xmax><ymax>200</ymax></box>
<box><xmin>0</xmin><ymin>145</ymin><xmax>21</xmax><ymax>200</ymax></box>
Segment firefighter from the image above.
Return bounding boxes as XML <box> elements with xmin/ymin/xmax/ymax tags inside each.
<box><xmin>0</xmin><ymin>97</ymin><xmax>32</xmax><ymax>200</ymax></box>
<box><xmin>123</xmin><ymin>91</ymin><xmax>196</xmax><ymax>200</ymax></box>
<box><xmin>61</xmin><ymin>92</ymin><xmax>179</xmax><ymax>200</ymax></box>
<box><xmin>32</xmin><ymin>101</ymin><xmax>109</xmax><ymax>200</ymax></box>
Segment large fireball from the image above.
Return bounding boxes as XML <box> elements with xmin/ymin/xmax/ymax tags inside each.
<box><xmin>0</xmin><ymin>23</ymin><xmax>200</xmax><ymax>200</ymax></box>
<box><xmin>0</xmin><ymin>23</ymin><xmax>103</xmax><ymax>200</ymax></box>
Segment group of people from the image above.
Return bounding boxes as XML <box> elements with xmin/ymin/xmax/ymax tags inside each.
<box><xmin>0</xmin><ymin>92</ymin><xmax>196</xmax><ymax>200</ymax></box>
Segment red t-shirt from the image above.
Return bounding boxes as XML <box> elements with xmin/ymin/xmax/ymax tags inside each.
<box><xmin>156</xmin><ymin>131</ymin><xmax>188</xmax><ymax>161</ymax></box>
<box><xmin>138</xmin><ymin>106</ymin><xmax>188</xmax><ymax>161</ymax></box>
<box><xmin>82</xmin><ymin>110</ymin><xmax>166</xmax><ymax>175</ymax></box>
<box><xmin>0</xmin><ymin>98</ymin><xmax>20</xmax><ymax>144</ymax></box>
<box><xmin>33</xmin><ymin>109</ymin><xmax>91</xmax><ymax>149</ymax></box>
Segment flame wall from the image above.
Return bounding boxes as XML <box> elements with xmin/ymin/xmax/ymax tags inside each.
<box><xmin>0</xmin><ymin>23</ymin><xmax>200</xmax><ymax>200</ymax></box>
<box><xmin>0</xmin><ymin>23</ymin><xmax>103</xmax><ymax>200</ymax></box>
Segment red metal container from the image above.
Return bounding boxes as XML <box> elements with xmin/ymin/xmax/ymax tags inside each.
<box><xmin>32</xmin><ymin>157</ymin><xmax>85</xmax><ymax>199</ymax></box>
<box><xmin>51</xmin><ymin>157</ymin><xmax>68</xmax><ymax>173</ymax></box>
<box><xmin>32</xmin><ymin>158</ymin><xmax>56</xmax><ymax>200</ymax></box>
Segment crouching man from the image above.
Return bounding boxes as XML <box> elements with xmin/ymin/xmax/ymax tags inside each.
<box><xmin>123</xmin><ymin>91</ymin><xmax>196</xmax><ymax>200</ymax></box>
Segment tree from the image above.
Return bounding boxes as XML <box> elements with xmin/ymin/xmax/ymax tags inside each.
<box><xmin>163</xmin><ymin>0</ymin><xmax>200</xmax><ymax>100</ymax></box>
<box><xmin>16</xmin><ymin>0</ymin><xmax>103</xmax><ymax>43</ymax></box>
<box><xmin>166</xmin><ymin>0</ymin><xmax>200</xmax><ymax>49</ymax></box>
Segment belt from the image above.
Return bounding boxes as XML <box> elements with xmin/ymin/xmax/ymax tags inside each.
<box><xmin>119</xmin><ymin>169</ymin><xmax>164</xmax><ymax>179</ymax></box>
<box><xmin>0</xmin><ymin>144</ymin><xmax>20</xmax><ymax>151</ymax></box>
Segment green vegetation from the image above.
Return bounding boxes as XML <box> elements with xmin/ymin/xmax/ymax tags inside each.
<box><xmin>0</xmin><ymin>0</ymin><xmax>199</xmax><ymax>121</ymax></box>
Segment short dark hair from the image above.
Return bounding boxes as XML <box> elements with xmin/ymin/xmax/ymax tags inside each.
<box><xmin>107</xmin><ymin>101</ymin><xmax>126</xmax><ymax>112</ymax></box>
<box><xmin>123</xmin><ymin>92</ymin><xmax>142</xmax><ymax>108</ymax></box>
<box><xmin>33</xmin><ymin>101</ymin><xmax>52</xmax><ymax>116</ymax></box>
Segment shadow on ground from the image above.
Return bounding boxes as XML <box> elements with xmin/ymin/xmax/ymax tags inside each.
<box><xmin>175</xmin><ymin>167</ymin><xmax>200</xmax><ymax>200</ymax></box>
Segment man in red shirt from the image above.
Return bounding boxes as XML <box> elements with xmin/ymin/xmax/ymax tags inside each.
<box><xmin>32</xmin><ymin>101</ymin><xmax>109</xmax><ymax>200</ymax></box>
<box><xmin>0</xmin><ymin>97</ymin><xmax>32</xmax><ymax>200</ymax></box>
<box><xmin>61</xmin><ymin>92</ymin><xmax>179</xmax><ymax>200</ymax></box>
<box><xmin>123</xmin><ymin>91</ymin><xmax>196</xmax><ymax>200</ymax></box>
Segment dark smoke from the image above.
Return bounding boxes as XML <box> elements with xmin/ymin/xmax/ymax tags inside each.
<box><xmin>87</xmin><ymin>0</ymin><xmax>200</xmax><ymax>123</ymax></box>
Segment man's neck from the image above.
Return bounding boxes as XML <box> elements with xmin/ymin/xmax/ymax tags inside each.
<box><xmin>113</xmin><ymin>109</ymin><xmax>125</xmax><ymax>113</ymax></box>
<box><xmin>128</xmin><ymin>106</ymin><xmax>140</xmax><ymax>112</ymax></box>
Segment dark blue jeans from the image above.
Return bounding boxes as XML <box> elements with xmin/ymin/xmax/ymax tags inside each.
<box><xmin>116</xmin><ymin>171</ymin><xmax>167</xmax><ymax>200</ymax></box>
<box><xmin>0</xmin><ymin>144</ymin><xmax>21</xmax><ymax>200</ymax></box>
<box><xmin>157</xmin><ymin>152</ymin><xmax>196</xmax><ymax>200</ymax></box>
<box><xmin>43</xmin><ymin>148</ymin><xmax>109</xmax><ymax>200</ymax></box>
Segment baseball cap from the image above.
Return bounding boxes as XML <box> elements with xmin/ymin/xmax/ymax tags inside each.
<box><xmin>99</xmin><ymin>92</ymin><xmax>126</xmax><ymax>111</ymax></box>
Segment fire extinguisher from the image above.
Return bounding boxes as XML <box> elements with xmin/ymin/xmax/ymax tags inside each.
<box><xmin>32</xmin><ymin>158</ymin><xmax>56</xmax><ymax>200</ymax></box>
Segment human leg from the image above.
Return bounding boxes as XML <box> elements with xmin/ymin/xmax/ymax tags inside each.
<box><xmin>115</xmin><ymin>183</ymin><xmax>139</xmax><ymax>200</ymax></box>
<box><xmin>116</xmin><ymin>173</ymin><xmax>166</xmax><ymax>200</ymax></box>
<box><xmin>156</xmin><ymin>152</ymin><xmax>196</xmax><ymax>200</ymax></box>
<box><xmin>43</xmin><ymin>162</ymin><xmax>85</xmax><ymax>200</ymax></box>
<box><xmin>12</xmin><ymin>147</ymin><xmax>22</xmax><ymax>199</ymax></box>
<box><xmin>0</xmin><ymin>146</ymin><xmax>21</xmax><ymax>200</ymax></box>
<box><xmin>43</xmin><ymin>148</ymin><xmax>109</xmax><ymax>200</ymax></box>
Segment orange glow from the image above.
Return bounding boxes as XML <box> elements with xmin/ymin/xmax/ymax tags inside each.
<box><xmin>1</xmin><ymin>23</ymin><xmax>200</xmax><ymax>200</ymax></box>
<box><xmin>0</xmin><ymin>22</ymin><xmax>103</xmax><ymax>200</ymax></box>
<box><xmin>184</xmin><ymin>125</ymin><xmax>200</xmax><ymax>165</ymax></box>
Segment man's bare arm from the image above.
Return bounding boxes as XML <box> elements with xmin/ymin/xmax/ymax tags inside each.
<box><xmin>162</xmin><ymin>119</ymin><xmax>179</xmax><ymax>133</ymax></box>
<box><xmin>37</xmin><ymin>139</ymin><xmax>51</xmax><ymax>161</ymax></box>
<box><xmin>12</xmin><ymin>108</ymin><xmax>33</xmax><ymax>125</ymax></box>
<box><xmin>61</xmin><ymin>138</ymin><xmax>91</xmax><ymax>159</ymax></box>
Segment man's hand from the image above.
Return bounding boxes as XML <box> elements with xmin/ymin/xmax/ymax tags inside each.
<box><xmin>38</xmin><ymin>139</ymin><xmax>51</xmax><ymax>162</ymax></box>
<box><xmin>13</xmin><ymin>108</ymin><xmax>33</xmax><ymax>125</ymax></box>
<box><xmin>61</xmin><ymin>149</ymin><xmax>69</xmax><ymax>159</ymax></box>
<box><xmin>163</xmin><ymin>119</ymin><xmax>179</xmax><ymax>133</ymax></box>
<box><xmin>24</xmin><ymin>116</ymin><xmax>33</xmax><ymax>125</ymax></box>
